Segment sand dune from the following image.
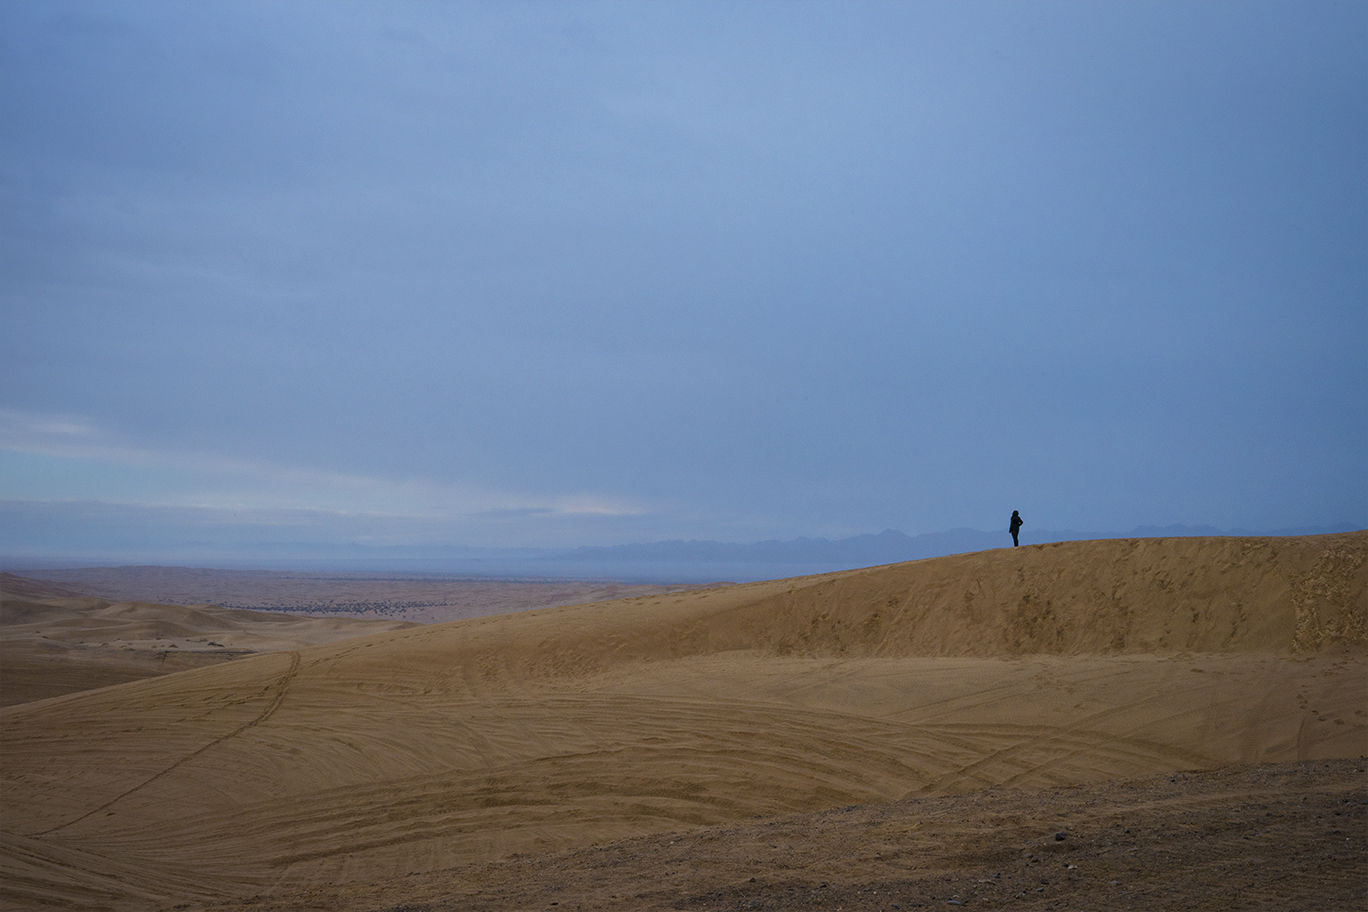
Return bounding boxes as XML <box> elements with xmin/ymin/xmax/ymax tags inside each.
<box><xmin>0</xmin><ymin>593</ymin><xmax>421</xmax><ymax>707</ymax></box>
<box><xmin>1</xmin><ymin>533</ymin><xmax>1364</xmax><ymax>911</ymax></box>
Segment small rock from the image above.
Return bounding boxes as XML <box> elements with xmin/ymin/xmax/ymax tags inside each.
<box><xmin>1054</xmin><ymin>831</ymin><xmax>1067</xmax><ymax>841</ymax></box>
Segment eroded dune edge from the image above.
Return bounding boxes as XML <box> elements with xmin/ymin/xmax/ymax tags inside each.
<box><xmin>2</xmin><ymin>533</ymin><xmax>1364</xmax><ymax>911</ymax></box>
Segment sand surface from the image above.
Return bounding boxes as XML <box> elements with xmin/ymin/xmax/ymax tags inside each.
<box><xmin>219</xmin><ymin>758</ymin><xmax>1367</xmax><ymax>912</ymax></box>
<box><xmin>0</xmin><ymin>571</ymin><xmax>713</xmax><ymax>706</ymax></box>
<box><xmin>0</xmin><ymin>584</ymin><xmax>424</xmax><ymax>707</ymax></box>
<box><xmin>1</xmin><ymin>533</ymin><xmax>1364</xmax><ymax>911</ymax></box>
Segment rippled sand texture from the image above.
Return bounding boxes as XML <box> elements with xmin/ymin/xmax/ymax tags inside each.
<box><xmin>2</xmin><ymin>533</ymin><xmax>1364</xmax><ymax>911</ymax></box>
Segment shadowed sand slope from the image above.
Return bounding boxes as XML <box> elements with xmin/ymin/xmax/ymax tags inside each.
<box><xmin>1</xmin><ymin>534</ymin><xmax>1364</xmax><ymax>911</ymax></box>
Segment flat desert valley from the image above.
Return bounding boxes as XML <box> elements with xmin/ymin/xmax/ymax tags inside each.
<box><xmin>1</xmin><ymin>534</ymin><xmax>1364</xmax><ymax>911</ymax></box>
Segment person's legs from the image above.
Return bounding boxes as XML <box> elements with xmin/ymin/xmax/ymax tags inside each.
<box><xmin>1011</xmin><ymin>531</ymin><xmax>1018</xmax><ymax>546</ymax></box>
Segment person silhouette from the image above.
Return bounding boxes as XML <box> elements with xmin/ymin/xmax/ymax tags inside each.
<box><xmin>1010</xmin><ymin>510</ymin><xmax>1023</xmax><ymax>547</ymax></box>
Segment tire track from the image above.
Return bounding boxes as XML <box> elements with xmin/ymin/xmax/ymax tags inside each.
<box><xmin>32</xmin><ymin>651</ymin><xmax>301</xmax><ymax>837</ymax></box>
<box><xmin>906</xmin><ymin>719</ymin><xmax>1216</xmax><ymax>796</ymax></box>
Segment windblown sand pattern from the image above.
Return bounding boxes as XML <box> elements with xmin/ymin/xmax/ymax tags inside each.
<box><xmin>1</xmin><ymin>534</ymin><xmax>1364</xmax><ymax>911</ymax></box>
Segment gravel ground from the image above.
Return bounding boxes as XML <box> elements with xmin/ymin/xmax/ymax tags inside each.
<box><xmin>206</xmin><ymin>758</ymin><xmax>1366</xmax><ymax>912</ymax></box>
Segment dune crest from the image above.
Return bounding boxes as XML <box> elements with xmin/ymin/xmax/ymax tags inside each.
<box><xmin>2</xmin><ymin>534</ymin><xmax>1364</xmax><ymax>911</ymax></box>
<box><xmin>348</xmin><ymin>533</ymin><xmax>1365</xmax><ymax>686</ymax></box>
<box><xmin>731</xmin><ymin>533</ymin><xmax>1368</xmax><ymax>657</ymax></box>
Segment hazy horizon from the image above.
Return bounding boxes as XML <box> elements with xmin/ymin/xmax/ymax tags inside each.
<box><xmin>3</xmin><ymin>1</ymin><xmax>1364</xmax><ymax>555</ymax></box>
<box><xmin>3</xmin><ymin>517</ymin><xmax>1360</xmax><ymax>581</ymax></box>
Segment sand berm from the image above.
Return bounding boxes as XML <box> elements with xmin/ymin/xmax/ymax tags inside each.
<box><xmin>2</xmin><ymin>533</ymin><xmax>1364</xmax><ymax>911</ymax></box>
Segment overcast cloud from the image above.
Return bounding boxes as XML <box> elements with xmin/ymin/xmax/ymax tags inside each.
<box><xmin>2</xmin><ymin>0</ymin><xmax>1364</xmax><ymax>559</ymax></box>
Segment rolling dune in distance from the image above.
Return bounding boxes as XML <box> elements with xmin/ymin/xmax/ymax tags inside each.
<box><xmin>0</xmin><ymin>573</ymin><xmax>715</xmax><ymax>707</ymax></box>
<box><xmin>1</xmin><ymin>533</ymin><xmax>1365</xmax><ymax>911</ymax></box>
<box><xmin>0</xmin><ymin>594</ymin><xmax>423</xmax><ymax>707</ymax></box>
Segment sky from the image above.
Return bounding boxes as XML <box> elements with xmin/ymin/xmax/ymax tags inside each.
<box><xmin>1</xmin><ymin>0</ymin><xmax>1365</xmax><ymax>561</ymax></box>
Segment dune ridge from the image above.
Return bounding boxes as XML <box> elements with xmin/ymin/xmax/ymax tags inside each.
<box><xmin>318</xmin><ymin>533</ymin><xmax>1364</xmax><ymax>684</ymax></box>
<box><xmin>1</xmin><ymin>533</ymin><xmax>1364</xmax><ymax>911</ymax></box>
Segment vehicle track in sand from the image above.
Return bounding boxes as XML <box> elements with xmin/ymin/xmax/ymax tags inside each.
<box><xmin>31</xmin><ymin>651</ymin><xmax>301</xmax><ymax>837</ymax></box>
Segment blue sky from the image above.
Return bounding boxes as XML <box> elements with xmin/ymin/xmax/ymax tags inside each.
<box><xmin>2</xmin><ymin>1</ymin><xmax>1365</xmax><ymax>560</ymax></box>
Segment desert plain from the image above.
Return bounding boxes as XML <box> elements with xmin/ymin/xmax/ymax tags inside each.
<box><xmin>1</xmin><ymin>533</ymin><xmax>1365</xmax><ymax>911</ymax></box>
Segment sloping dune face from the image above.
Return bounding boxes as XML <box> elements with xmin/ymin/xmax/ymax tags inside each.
<box><xmin>2</xmin><ymin>534</ymin><xmax>1364</xmax><ymax>911</ymax></box>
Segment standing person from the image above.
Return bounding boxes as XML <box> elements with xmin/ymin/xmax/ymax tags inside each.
<box><xmin>1009</xmin><ymin>510</ymin><xmax>1023</xmax><ymax>547</ymax></box>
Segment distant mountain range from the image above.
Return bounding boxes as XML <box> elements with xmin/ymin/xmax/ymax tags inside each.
<box><xmin>550</xmin><ymin>523</ymin><xmax>1363</xmax><ymax>566</ymax></box>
